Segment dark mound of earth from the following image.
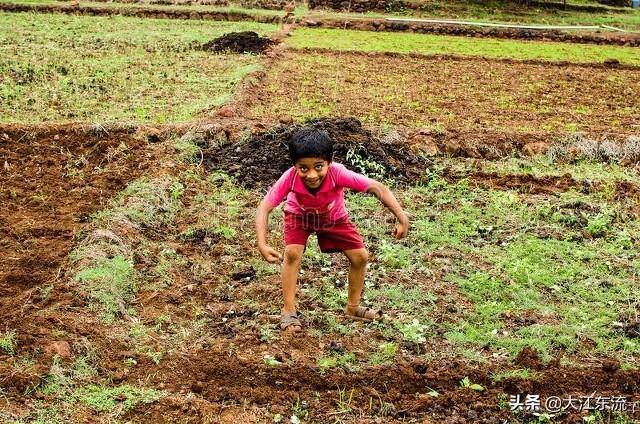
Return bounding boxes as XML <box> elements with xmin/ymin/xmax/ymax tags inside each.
<box><xmin>201</xmin><ymin>31</ymin><xmax>273</xmax><ymax>54</ymax></box>
<box><xmin>202</xmin><ymin>117</ymin><xmax>433</xmax><ymax>188</ymax></box>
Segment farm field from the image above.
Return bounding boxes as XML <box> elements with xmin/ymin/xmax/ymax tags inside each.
<box><xmin>1</xmin><ymin>5</ymin><xmax>640</xmax><ymax>424</ymax></box>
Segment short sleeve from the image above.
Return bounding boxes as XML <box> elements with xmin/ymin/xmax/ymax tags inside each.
<box><xmin>332</xmin><ymin>163</ymin><xmax>375</xmax><ymax>192</ymax></box>
<box><xmin>263</xmin><ymin>167</ymin><xmax>295</xmax><ymax>208</ymax></box>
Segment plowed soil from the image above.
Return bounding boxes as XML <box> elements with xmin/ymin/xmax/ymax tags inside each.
<box><xmin>0</xmin><ymin>125</ymin><xmax>159</xmax><ymax>396</ymax></box>
<box><xmin>1</xmin><ymin>123</ymin><xmax>639</xmax><ymax>422</ymax></box>
<box><xmin>249</xmin><ymin>50</ymin><xmax>640</xmax><ymax>134</ymax></box>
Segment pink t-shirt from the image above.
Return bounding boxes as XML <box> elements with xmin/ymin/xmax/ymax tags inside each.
<box><xmin>263</xmin><ymin>162</ymin><xmax>375</xmax><ymax>221</ymax></box>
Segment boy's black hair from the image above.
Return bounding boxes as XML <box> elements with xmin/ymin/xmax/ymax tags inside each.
<box><xmin>287</xmin><ymin>128</ymin><xmax>334</xmax><ymax>163</ymax></box>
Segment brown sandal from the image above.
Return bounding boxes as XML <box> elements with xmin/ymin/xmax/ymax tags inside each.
<box><xmin>280</xmin><ymin>312</ymin><xmax>302</xmax><ymax>332</ymax></box>
<box><xmin>344</xmin><ymin>306</ymin><xmax>384</xmax><ymax>322</ymax></box>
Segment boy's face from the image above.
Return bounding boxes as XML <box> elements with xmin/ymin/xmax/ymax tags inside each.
<box><xmin>294</xmin><ymin>157</ymin><xmax>330</xmax><ymax>190</ymax></box>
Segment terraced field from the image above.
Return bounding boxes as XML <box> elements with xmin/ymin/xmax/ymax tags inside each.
<box><xmin>1</xmin><ymin>4</ymin><xmax>639</xmax><ymax>423</ymax></box>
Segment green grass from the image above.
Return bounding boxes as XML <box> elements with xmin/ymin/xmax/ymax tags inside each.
<box><xmin>287</xmin><ymin>28</ymin><xmax>640</xmax><ymax>65</ymax></box>
<box><xmin>0</xmin><ymin>12</ymin><xmax>277</xmax><ymax>123</ymax></box>
<box><xmin>75</xmin><ymin>384</ymin><xmax>165</xmax><ymax>412</ymax></box>
<box><xmin>0</xmin><ymin>330</ymin><xmax>17</xmax><ymax>355</ymax></box>
<box><xmin>403</xmin><ymin>171</ymin><xmax>639</xmax><ymax>361</ymax></box>
<box><xmin>2</xmin><ymin>0</ymin><xmax>284</xmax><ymax>16</ymax></box>
<box><xmin>72</xmin><ymin>177</ymin><xmax>183</xmax><ymax>322</ymax></box>
<box><xmin>306</xmin><ymin>1</ymin><xmax>640</xmax><ymax>31</ymax></box>
<box><xmin>74</xmin><ymin>255</ymin><xmax>136</xmax><ymax>323</ymax></box>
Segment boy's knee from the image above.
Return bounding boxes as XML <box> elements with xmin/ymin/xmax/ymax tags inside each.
<box><xmin>284</xmin><ymin>246</ymin><xmax>303</xmax><ymax>264</ymax></box>
<box><xmin>348</xmin><ymin>249</ymin><xmax>368</xmax><ymax>268</ymax></box>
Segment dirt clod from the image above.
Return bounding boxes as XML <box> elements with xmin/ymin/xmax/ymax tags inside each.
<box><xmin>231</xmin><ymin>266</ymin><xmax>256</xmax><ymax>281</ymax></box>
<box><xmin>44</xmin><ymin>340</ymin><xmax>72</xmax><ymax>359</ymax></box>
<box><xmin>514</xmin><ymin>346</ymin><xmax>543</xmax><ymax>371</ymax></box>
<box><xmin>201</xmin><ymin>31</ymin><xmax>273</xmax><ymax>54</ymax></box>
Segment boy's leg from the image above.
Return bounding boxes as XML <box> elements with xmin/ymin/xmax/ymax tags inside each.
<box><xmin>282</xmin><ymin>244</ymin><xmax>305</xmax><ymax>315</ymax></box>
<box><xmin>343</xmin><ymin>248</ymin><xmax>369</xmax><ymax>314</ymax></box>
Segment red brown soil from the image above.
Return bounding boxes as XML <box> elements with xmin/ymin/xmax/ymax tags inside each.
<box><xmin>0</xmin><ymin>124</ymin><xmax>159</xmax><ymax>392</ymax></box>
<box><xmin>201</xmin><ymin>31</ymin><xmax>274</xmax><ymax>54</ymax></box>
<box><xmin>250</xmin><ymin>51</ymin><xmax>640</xmax><ymax>135</ymax></box>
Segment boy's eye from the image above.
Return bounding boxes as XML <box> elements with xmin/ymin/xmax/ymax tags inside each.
<box><xmin>315</xmin><ymin>165</ymin><xmax>323</xmax><ymax>170</ymax></box>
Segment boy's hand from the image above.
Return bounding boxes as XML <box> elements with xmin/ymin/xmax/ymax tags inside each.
<box><xmin>259</xmin><ymin>244</ymin><xmax>283</xmax><ymax>263</ymax></box>
<box><xmin>392</xmin><ymin>214</ymin><xmax>409</xmax><ymax>240</ymax></box>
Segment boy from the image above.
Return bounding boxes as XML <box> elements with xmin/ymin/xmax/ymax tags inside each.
<box><xmin>255</xmin><ymin>128</ymin><xmax>409</xmax><ymax>332</ymax></box>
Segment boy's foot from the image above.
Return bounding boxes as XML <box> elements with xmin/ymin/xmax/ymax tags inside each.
<box><xmin>280</xmin><ymin>311</ymin><xmax>302</xmax><ymax>332</ymax></box>
<box><xmin>344</xmin><ymin>305</ymin><xmax>384</xmax><ymax>322</ymax></box>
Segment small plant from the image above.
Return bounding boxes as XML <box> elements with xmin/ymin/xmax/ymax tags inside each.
<box><xmin>397</xmin><ymin>319</ymin><xmax>428</xmax><ymax>345</ymax></box>
<box><xmin>335</xmin><ymin>386</ymin><xmax>355</xmax><ymax>414</ymax></box>
<box><xmin>317</xmin><ymin>356</ymin><xmax>338</xmax><ymax>374</ymax></box>
<box><xmin>263</xmin><ymin>355</ymin><xmax>282</xmax><ymax>367</ymax></box>
<box><xmin>290</xmin><ymin>396</ymin><xmax>308</xmax><ymax>421</ymax></box>
<box><xmin>585</xmin><ymin>213</ymin><xmax>612</xmax><ymax>238</ymax></box>
<box><xmin>259</xmin><ymin>326</ymin><xmax>275</xmax><ymax>343</ymax></box>
<box><xmin>170</xmin><ymin>181</ymin><xmax>184</xmax><ymax>200</ymax></box>
<box><xmin>346</xmin><ymin>148</ymin><xmax>386</xmax><ymax>180</ymax></box>
<box><xmin>459</xmin><ymin>376</ymin><xmax>485</xmax><ymax>392</ymax></box>
<box><xmin>368</xmin><ymin>342</ymin><xmax>398</xmax><ymax>365</ymax></box>
<box><xmin>0</xmin><ymin>330</ymin><xmax>16</xmax><ymax>355</ymax></box>
<box><xmin>317</xmin><ymin>352</ymin><xmax>357</xmax><ymax>375</ymax></box>
<box><xmin>74</xmin><ymin>255</ymin><xmax>135</xmax><ymax>323</ymax></box>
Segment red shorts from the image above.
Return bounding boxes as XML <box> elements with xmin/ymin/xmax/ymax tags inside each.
<box><xmin>283</xmin><ymin>212</ymin><xmax>365</xmax><ymax>253</ymax></box>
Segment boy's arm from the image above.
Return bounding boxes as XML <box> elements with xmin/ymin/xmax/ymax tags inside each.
<box><xmin>367</xmin><ymin>181</ymin><xmax>409</xmax><ymax>239</ymax></box>
<box><xmin>256</xmin><ymin>168</ymin><xmax>294</xmax><ymax>263</ymax></box>
<box><xmin>256</xmin><ymin>199</ymin><xmax>283</xmax><ymax>263</ymax></box>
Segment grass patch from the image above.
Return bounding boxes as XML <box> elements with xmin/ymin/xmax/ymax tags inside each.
<box><xmin>92</xmin><ymin>177</ymin><xmax>182</xmax><ymax>229</ymax></box>
<box><xmin>74</xmin><ymin>256</ymin><xmax>135</xmax><ymax>323</ymax></box>
<box><xmin>75</xmin><ymin>384</ymin><xmax>165</xmax><ymax>412</ymax></box>
<box><xmin>0</xmin><ymin>330</ymin><xmax>17</xmax><ymax>355</ymax></box>
<box><xmin>0</xmin><ymin>12</ymin><xmax>276</xmax><ymax>123</ymax></box>
<box><xmin>306</xmin><ymin>2</ymin><xmax>640</xmax><ymax>31</ymax></box>
<box><xmin>287</xmin><ymin>28</ymin><xmax>640</xmax><ymax>65</ymax></box>
<box><xmin>396</xmin><ymin>163</ymin><xmax>640</xmax><ymax>361</ymax></box>
<box><xmin>73</xmin><ymin>177</ymin><xmax>183</xmax><ymax>322</ymax></box>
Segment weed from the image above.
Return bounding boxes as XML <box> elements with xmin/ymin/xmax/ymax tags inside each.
<box><xmin>291</xmin><ymin>396</ymin><xmax>308</xmax><ymax>421</ymax></box>
<box><xmin>335</xmin><ymin>386</ymin><xmax>355</xmax><ymax>414</ymax></box>
<box><xmin>346</xmin><ymin>148</ymin><xmax>386</xmax><ymax>180</ymax></box>
<box><xmin>375</xmin><ymin>239</ymin><xmax>413</xmax><ymax>270</ymax></box>
<box><xmin>367</xmin><ymin>342</ymin><xmax>398</xmax><ymax>365</ymax></box>
<box><xmin>173</xmin><ymin>133</ymin><xmax>201</xmax><ymax>163</ymax></box>
<box><xmin>0</xmin><ymin>330</ymin><xmax>17</xmax><ymax>355</ymax></box>
<box><xmin>74</xmin><ymin>255</ymin><xmax>135</xmax><ymax>323</ymax></box>
<box><xmin>397</xmin><ymin>319</ymin><xmax>428</xmax><ymax>346</ymax></box>
<box><xmin>317</xmin><ymin>351</ymin><xmax>357</xmax><ymax>375</ymax></box>
<box><xmin>263</xmin><ymin>355</ymin><xmax>282</xmax><ymax>367</ymax></box>
<box><xmin>585</xmin><ymin>213</ymin><xmax>612</xmax><ymax>238</ymax></box>
<box><xmin>259</xmin><ymin>326</ymin><xmax>276</xmax><ymax>343</ymax></box>
<box><xmin>92</xmin><ymin>178</ymin><xmax>180</xmax><ymax>229</ymax></box>
<box><xmin>459</xmin><ymin>376</ymin><xmax>485</xmax><ymax>392</ymax></box>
